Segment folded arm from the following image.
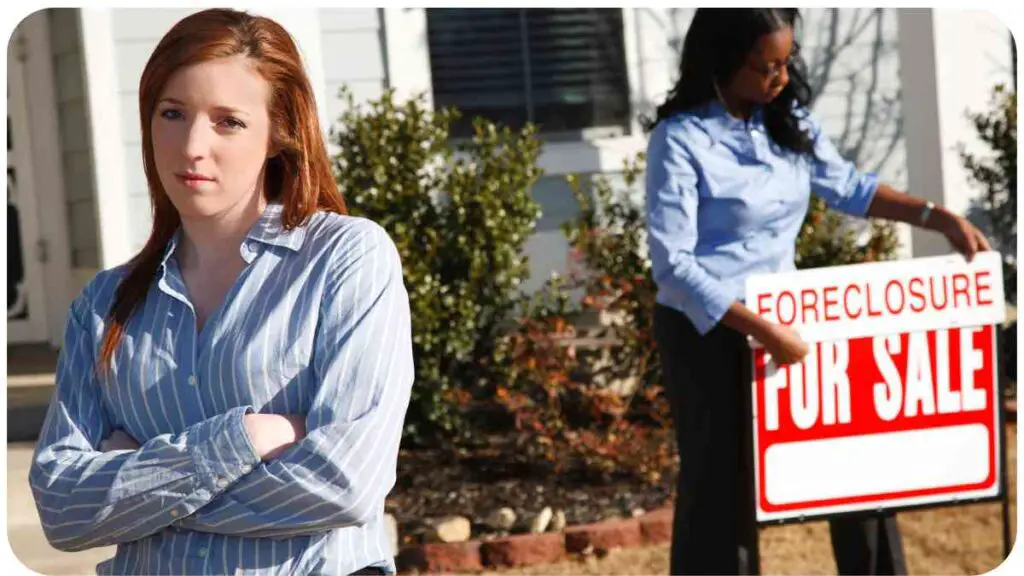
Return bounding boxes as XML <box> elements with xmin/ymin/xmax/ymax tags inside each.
<box><xmin>29</xmin><ymin>292</ymin><xmax>262</xmax><ymax>552</ymax></box>
<box><xmin>173</xmin><ymin>221</ymin><xmax>415</xmax><ymax>539</ymax></box>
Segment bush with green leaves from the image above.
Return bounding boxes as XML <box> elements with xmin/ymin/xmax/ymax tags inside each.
<box><xmin>960</xmin><ymin>83</ymin><xmax>1016</xmax><ymax>304</ymax></box>
<box><xmin>329</xmin><ymin>88</ymin><xmax>543</xmax><ymax>445</ymax></box>
<box><xmin>795</xmin><ymin>195</ymin><xmax>900</xmax><ymax>270</ymax></box>
<box><xmin>503</xmin><ymin>152</ymin><xmax>900</xmax><ymax>483</ymax></box>
<box><xmin>959</xmin><ymin>83</ymin><xmax>1017</xmax><ymax>392</ymax></box>
<box><xmin>498</xmin><ymin>156</ymin><xmax>674</xmax><ymax>484</ymax></box>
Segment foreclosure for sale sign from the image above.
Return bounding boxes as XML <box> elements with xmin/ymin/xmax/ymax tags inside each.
<box><xmin>745</xmin><ymin>251</ymin><xmax>1006</xmax><ymax>522</ymax></box>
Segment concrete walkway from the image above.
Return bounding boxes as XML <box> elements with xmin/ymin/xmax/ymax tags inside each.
<box><xmin>7</xmin><ymin>344</ymin><xmax>111</xmax><ymax>574</ymax></box>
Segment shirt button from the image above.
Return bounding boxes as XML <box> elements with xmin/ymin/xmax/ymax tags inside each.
<box><xmin>170</xmin><ymin>509</ymin><xmax>179</xmax><ymax>517</ymax></box>
<box><xmin>248</xmin><ymin>241</ymin><xmax>259</xmax><ymax>252</ymax></box>
<box><xmin>187</xmin><ymin>374</ymin><xmax>197</xmax><ymax>386</ymax></box>
<box><xmin>216</xmin><ymin>478</ymin><xmax>229</xmax><ymax>488</ymax></box>
<box><xmin>241</xmin><ymin>464</ymin><xmax>252</xmax><ymax>474</ymax></box>
<box><xmin>198</xmin><ymin>548</ymin><xmax>208</xmax><ymax>557</ymax></box>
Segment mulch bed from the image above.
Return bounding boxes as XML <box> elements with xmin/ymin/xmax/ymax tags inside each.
<box><xmin>385</xmin><ymin>438</ymin><xmax>676</xmax><ymax>545</ymax></box>
<box><xmin>385</xmin><ymin>397</ymin><xmax>1017</xmax><ymax>546</ymax></box>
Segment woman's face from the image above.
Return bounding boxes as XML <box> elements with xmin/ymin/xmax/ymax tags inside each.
<box><xmin>725</xmin><ymin>26</ymin><xmax>795</xmax><ymax>105</ymax></box>
<box><xmin>151</xmin><ymin>55</ymin><xmax>274</xmax><ymax>220</ymax></box>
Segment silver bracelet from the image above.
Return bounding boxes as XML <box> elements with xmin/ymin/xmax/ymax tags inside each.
<box><xmin>919</xmin><ymin>200</ymin><xmax>936</xmax><ymax>226</ymax></box>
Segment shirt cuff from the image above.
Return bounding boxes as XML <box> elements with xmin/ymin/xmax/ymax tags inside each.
<box><xmin>189</xmin><ymin>405</ymin><xmax>262</xmax><ymax>495</ymax></box>
<box><xmin>690</xmin><ymin>292</ymin><xmax>735</xmax><ymax>335</ymax></box>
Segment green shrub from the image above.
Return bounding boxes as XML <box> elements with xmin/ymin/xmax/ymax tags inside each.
<box><xmin>499</xmin><ymin>156</ymin><xmax>674</xmax><ymax>483</ymax></box>
<box><xmin>960</xmin><ymin>83</ymin><xmax>1016</xmax><ymax>304</ymax></box>
<box><xmin>504</xmin><ymin>152</ymin><xmax>900</xmax><ymax>483</ymax></box>
<box><xmin>329</xmin><ymin>88</ymin><xmax>543</xmax><ymax>445</ymax></box>
<box><xmin>795</xmin><ymin>195</ymin><xmax>899</xmax><ymax>270</ymax></box>
<box><xmin>959</xmin><ymin>83</ymin><xmax>1017</xmax><ymax>396</ymax></box>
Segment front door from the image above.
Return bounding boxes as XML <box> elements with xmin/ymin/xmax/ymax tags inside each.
<box><xmin>7</xmin><ymin>31</ymin><xmax>49</xmax><ymax>343</ymax></box>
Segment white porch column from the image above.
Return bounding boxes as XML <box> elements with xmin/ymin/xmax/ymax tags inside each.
<box><xmin>896</xmin><ymin>8</ymin><xmax>1014</xmax><ymax>258</ymax></box>
<box><xmin>21</xmin><ymin>11</ymin><xmax>75</xmax><ymax>345</ymax></box>
<box><xmin>381</xmin><ymin>8</ymin><xmax>433</xmax><ymax>107</ymax></box>
<box><xmin>79</xmin><ymin>8</ymin><xmax>133</xmax><ymax>270</ymax></box>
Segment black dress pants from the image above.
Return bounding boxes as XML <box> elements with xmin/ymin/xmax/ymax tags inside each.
<box><xmin>653</xmin><ymin>303</ymin><xmax>908</xmax><ymax>575</ymax></box>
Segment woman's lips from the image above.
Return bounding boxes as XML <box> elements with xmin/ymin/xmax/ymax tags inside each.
<box><xmin>175</xmin><ymin>173</ymin><xmax>215</xmax><ymax>187</ymax></box>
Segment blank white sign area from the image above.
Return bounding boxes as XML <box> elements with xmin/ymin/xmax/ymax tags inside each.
<box><xmin>764</xmin><ymin>425</ymin><xmax>991</xmax><ymax>505</ymax></box>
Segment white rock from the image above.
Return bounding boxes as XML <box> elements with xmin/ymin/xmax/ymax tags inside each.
<box><xmin>530</xmin><ymin>506</ymin><xmax>553</xmax><ymax>533</ymax></box>
<box><xmin>427</xmin><ymin>515</ymin><xmax>472</xmax><ymax>543</ymax></box>
<box><xmin>486</xmin><ymin>507</ymin><xmax>517</xmax><ymax>531</ymax></box>
<box><xmin>384</xmin><ymin>513</ymin><xmax>399</xmax><ymax>555</ymax></box>
<box><xmin>549</xmin><ymin>509</ymin><xmax>567</xmax><ymax>532</ymax></box>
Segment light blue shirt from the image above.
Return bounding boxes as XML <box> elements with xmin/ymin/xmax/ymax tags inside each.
<box><xmin>645</xmin><ymin>101</ymin><xmax>880</xmax><ymax>334</ymax></box>
<box><xmin>30</xmin><ymin>203</ymin><xmax>414</xmax><ymax>575</ymax></box>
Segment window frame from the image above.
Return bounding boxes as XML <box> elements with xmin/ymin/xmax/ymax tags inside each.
<box><xmin>381</xmin><ymin>7</ymin><xmax>647</xmax><ymax>177</ymax></box>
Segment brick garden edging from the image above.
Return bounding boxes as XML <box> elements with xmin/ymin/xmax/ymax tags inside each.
<box><xmin>395</xmin><ymin>400</ymin><xmax>1019</xmax><ymax>573</ymax></box>
<box><xmin>394</xmin><ymin>400</ymin><xmax>1017</xmax><ymax>573</ymax></box>
<box><xmin>395</xmin><ymin>506</ymin><xmax>674</xmax><ymax>573</ymax></box>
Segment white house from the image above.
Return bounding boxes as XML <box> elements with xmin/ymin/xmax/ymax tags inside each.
<box><xmin>6</xmin><ymin>7</ymin><xmax>1015</xmax><ymax>348</ymax></box>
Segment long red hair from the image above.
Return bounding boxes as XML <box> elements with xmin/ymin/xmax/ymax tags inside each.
<box><xmin>99</xmin><ymin>8</ymin><xmax>346</xmax><ymax>372</ymax></box>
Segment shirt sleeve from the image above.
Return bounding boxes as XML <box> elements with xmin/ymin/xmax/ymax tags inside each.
<box><xmin>173</xmin><ymin>221</ymin><xmax>414</xmax><ymax>539</ymax></box>
<box><xmin>645</xmin><ymin>121</ymin><xmax>737</xmax><ymax>334</ymax></box>
<box><xmin>803</xmin><ymin>112</ymin><xmax>880</xmax><ymax>217</ymax></box>
<box><xmin>29</xmin><ymin>288</ymin><xmax>262</xmax><ymax>552</ymax></box>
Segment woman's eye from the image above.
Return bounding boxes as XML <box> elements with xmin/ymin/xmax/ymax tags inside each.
<box><xmin>159</xmin><ymin>109</ymin><xmax>183</xmax><ymax>120</ymax></box>
<box><xmin>222</xmin><ymin>117</ymin><xmax>247</xmax><ymax>130</ymax></box>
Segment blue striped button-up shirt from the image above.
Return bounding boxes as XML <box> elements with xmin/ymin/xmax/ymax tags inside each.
<box><xmin>645</xmin><ymin>101</ymin><xmax>879</xmax><ymax>334</ymax></box>
<box><xmin>30</xmin><ymin>203</ymin><xmax>414</xmax><ymax>575</ymax></box>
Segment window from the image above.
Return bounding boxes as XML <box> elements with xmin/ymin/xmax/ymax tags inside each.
<box><xmin>425</xmin><ymin>8</ymin><xmax>631</xmax><ymax>139</ymax></box>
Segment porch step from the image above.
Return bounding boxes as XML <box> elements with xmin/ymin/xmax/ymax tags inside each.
<box><xmin>8</xmin><ymin>343</ymin><xmax>60</xmax><ymax>376</ymax></box>
<box><xmin>7</xmin><ymin>344</ymin><xmax>59</xmax><ymax>442</ymax></box>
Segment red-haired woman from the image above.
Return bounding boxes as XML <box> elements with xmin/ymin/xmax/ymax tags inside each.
<box><xmin>29</xmin><ymin>9</ymin><xmax>412</xmax><ymax>575</ymax></box>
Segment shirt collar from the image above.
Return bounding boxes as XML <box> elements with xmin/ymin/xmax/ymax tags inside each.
<box><xmin>244</xmin><ymin>202</ymin><xmax>307</xmax><ymax>252</ymax></box>
<box><xmin>697</xmin><ymin>100</ymin><xmax>765</xmax><ymax>143</ymax></box>
<box><xmin>160</xmin><ymin>228</ymin><xmax>182</xmax><ymax>270</ymax></box>
<box><xmin>159</xmin><ymin>202</ymin><xmax>307</xmax><ymax>266</ymax></box>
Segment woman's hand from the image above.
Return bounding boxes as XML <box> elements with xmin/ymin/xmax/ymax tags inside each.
<box><xmin>243</xmin><ymin>414</ymin><xmax>307</xmax><ymax>461</ymax></box>
<box><xmin>934</xmin><ymin>209</ymin><xmax>992</xmax><ymax>262</ymax></box>
<box><xmin>760</xmin><ymin>323</ymin><xmax>810</xmax><ymax>366</ymax></box>
<box><xmin>865</xmin><ymin>185</ymin><xmax>993</xmax><ymax>261</ymax></box>
<box><xmin>100</xmin><ymin>429</ymin><xmax>140</xmax><ymax>452</ymax></box>
<box><xmin>723</xmin><ymin>302</ymin><xmax>809</xmax><ymax>366</ymax></box>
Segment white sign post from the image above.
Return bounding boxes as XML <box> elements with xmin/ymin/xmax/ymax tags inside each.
<box><xmin>745</xmin><ymin>252</ymin><xmax>1007</xmax><ymax>525</ymax></box>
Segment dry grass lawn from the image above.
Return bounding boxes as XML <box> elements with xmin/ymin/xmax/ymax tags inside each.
<box><xmin>491</xmin><ymin>423</ymin><xmax>1017</xmax><ymax>575</ymax></box>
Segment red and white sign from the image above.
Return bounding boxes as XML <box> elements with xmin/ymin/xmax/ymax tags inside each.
<box><xmin>747</xmin><ymin>251</ymin><xmax>1005</xmax><ymax>343</ymax></box>
<box><xmin>746</xmin><ymin>252</ymin><xmax>1005</xmax><ymax>522</ymax></box>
